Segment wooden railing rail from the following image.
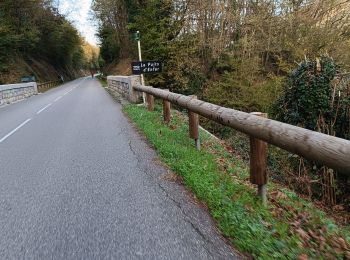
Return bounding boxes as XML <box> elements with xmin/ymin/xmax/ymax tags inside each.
<box><xmin>133</xmin><ymin>85</ymin><xmax>350</xmax><ymax>178</ymax></box>
<box><xmin>37</xmin><ymin>80</ymin><xmax>61</xmax><ymax>92</ymax></box>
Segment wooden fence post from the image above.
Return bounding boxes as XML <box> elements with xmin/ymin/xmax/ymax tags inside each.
<box><xmin>188</xmin><ymin>95</ymin><xmax>200</xmax><ymax>150</ymax></box>
<box><xmin>146</xmin><ymin>93</ymin><xmax>154</xmax><ymax>111</ymax></box>
<box><xmin>162</xmin><ymin>89</ymin><xmax>171</xmax><ymax>124</ymax></box>
<box><xmin>250</xmin><ymin>112</ymin><xmax>268</xmax><ymax>205</ymax></box>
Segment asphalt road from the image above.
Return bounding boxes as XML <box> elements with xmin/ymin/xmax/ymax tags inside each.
<box><xmin>0</xmin><ymin>77</ymin><xmax>239</xmax><ymax>259</ymax></box>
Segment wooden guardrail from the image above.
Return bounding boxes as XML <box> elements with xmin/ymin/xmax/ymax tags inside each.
<box><xmin>37</xmin><ymin>80</ymin><xmax>61</xmax><ymax>92</ymax></box>
<box><xmin>134</xmin><ymin>85</ymin><xmax>350</xmax><ymax>204</ymax></box>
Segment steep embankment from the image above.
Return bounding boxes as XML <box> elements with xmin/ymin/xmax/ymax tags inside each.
<box><xmin>0</xmin><ymin>56</ymin><xmax>87</xmax><ymax>85</ymax></box>
<box><xmin>103</xmin><ymin>58</ymin><xmax>132</xmax><ymax>76</ymax></box>
<box><xmin>123</xmin><ymin>104</ymin><xmax>350</xmax><ymax>259</ymax></box>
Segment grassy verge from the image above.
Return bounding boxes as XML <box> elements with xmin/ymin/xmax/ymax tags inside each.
<box><xmin>97</xmin><ymin>76</ymin><xmax>107</xmax><ymax>88</ymax></box>
<box><xmin>123</xmin><ymin>104</ymin><xmax>350</xmax><ymax>259</ymax></box>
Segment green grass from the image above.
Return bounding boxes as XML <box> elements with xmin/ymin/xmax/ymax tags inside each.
<box><xmin>97</xmin><ymin>76</ymin><xmax>107</xmax><ymax>88</ymax></box>
<box><xmin>123</xmin><ymin>104</ymin><xmax>350</xmax><ymax>259</ymax></box>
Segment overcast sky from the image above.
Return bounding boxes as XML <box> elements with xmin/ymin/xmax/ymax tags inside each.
<box><xmin>59</xmin><ymin>0</ymin><xmax>98</xmax><ymax>45</ymax></box>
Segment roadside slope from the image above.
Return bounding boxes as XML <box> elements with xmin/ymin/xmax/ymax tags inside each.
<box><xmin>123</xmin><ymin>103</ymin><xmax>350</xmax><ymax>259</ymax></box>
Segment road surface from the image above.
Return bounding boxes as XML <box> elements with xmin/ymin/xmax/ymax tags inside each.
<box><xmin>0</xmin><ymin>78</ymin><xmax>238</xmax><ymax>259</ymax></box>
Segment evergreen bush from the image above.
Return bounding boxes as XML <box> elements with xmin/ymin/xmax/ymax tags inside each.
<box><xmin>273</xmin><ymin>57</ymin><xmax>349</xmax><ymax>205</ymax></box>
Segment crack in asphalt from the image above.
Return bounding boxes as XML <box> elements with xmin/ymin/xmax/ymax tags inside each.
<box><xmin>156</xmin><ymin>181</ymin><xmax>215</xmax><ymax>258</ymax></box>
<box><xmin>127</xmin><ymin>136</ymin><xmax>216</xmax><ymax>258</ymax></box>
<box><xmin>102</xmin><ymin>84</ymin><xmax>238</xmax><ymax>259</ymax></box>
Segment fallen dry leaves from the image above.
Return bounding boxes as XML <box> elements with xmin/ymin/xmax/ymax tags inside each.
<box><xmin>298</xmin><ymin>253</ymin><xmax>308</xmax><ymax>260</ymax></box>
<box><xmin>202</xmin><ymin>132</ymin><xmax>350</xmax><ymax>258</ymax></box>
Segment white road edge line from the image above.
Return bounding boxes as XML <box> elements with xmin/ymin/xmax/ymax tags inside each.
<box><xmin>54</xmin><ymin>96</ymin><xmax>63</xmax><ymax>102</ymax></box>
<box><xmin>36</xmin><ymin>103</ymin><xmax>52</xmax><ymax>114</ymax></box>
<box><xmin>0</xmin><ymin>118</ymin><xmax>32</xmax><ymax>143</ymax></box>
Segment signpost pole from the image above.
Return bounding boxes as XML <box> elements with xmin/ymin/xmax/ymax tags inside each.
<box><xmin>137</xmin><ymin>31</ymin><xmax>146</xmax><ymax>105</ymax></box>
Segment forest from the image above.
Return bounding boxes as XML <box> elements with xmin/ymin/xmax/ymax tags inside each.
<box><xmin>0</xmin><ymin>0</ymin><xmax>98</xmax><ymax>83</ymax></box>
<box><xmin>93</xmin><ymin>0</ymin><xmax>350</xmax><ymax>208</ymax></box>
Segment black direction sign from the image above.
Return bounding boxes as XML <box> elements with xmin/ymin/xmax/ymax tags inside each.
<box><xmin>132</xmin><ymin>61</ymin><xmax>162</xmax><ymax>75</ymax></box>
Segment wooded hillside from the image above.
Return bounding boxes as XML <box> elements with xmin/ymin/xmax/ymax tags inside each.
<box><xmin>93</xmin><ymin>0</ymin><xmax>350</xmax><ymax>208</ymax></box>
<box><xmin>93</xmin><ymin>0</ymin><xmax>350</xmax><ymax>104</ymax></box>
<box><xmin>0</xmin><ymin>0</ymin><xmax>98</xmax><ymax>83</ymax></box>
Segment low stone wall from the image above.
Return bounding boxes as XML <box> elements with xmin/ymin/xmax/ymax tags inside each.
<box><xmin>107</xmin><ymin>76</ymin><xmax>142</xmax><ymax>103</ymax></box>
<box><xmin>0</xmin><ymin>82</ymin><xmax>38</xmax><ymax>106</ymax></box>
